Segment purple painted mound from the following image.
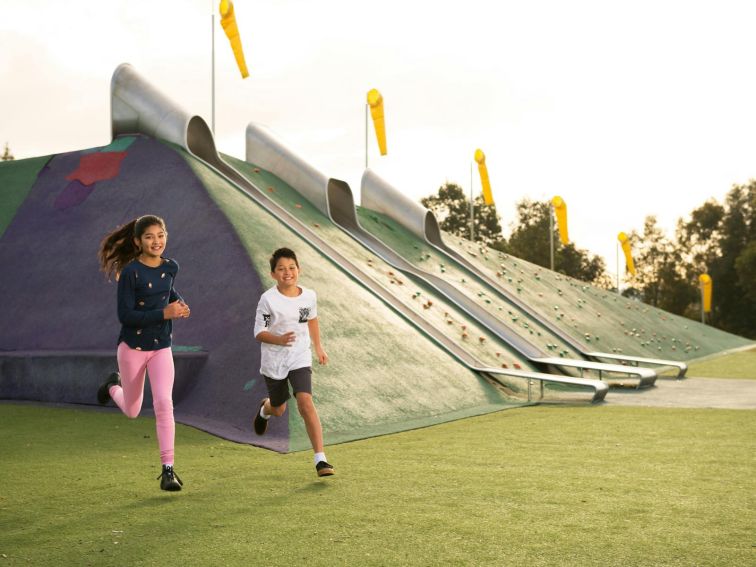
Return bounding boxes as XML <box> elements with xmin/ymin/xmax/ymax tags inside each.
<box><xmin>0</xmin><ymin>136</ymin><xmax>285</xmax><ymax>450</ymax></box>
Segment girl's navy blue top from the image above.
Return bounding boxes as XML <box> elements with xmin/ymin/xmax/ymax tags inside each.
<box><xmin>117</xmin><ymin>258</ymin><xmax>182</xmax><ymax>351</ymax></box>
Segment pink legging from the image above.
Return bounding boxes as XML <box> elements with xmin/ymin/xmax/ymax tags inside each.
<box><xmin>110</xmin><ymin>342</ymin><xmax>175</xmax><ymax>465</ymax></box>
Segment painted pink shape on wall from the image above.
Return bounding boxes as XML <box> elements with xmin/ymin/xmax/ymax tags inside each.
<box><xmin>66</xmin><ymin>151</ymin><xmax>127</xmax><ymax>186</ymax></box>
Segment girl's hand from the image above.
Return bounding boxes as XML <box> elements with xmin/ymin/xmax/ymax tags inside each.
<box><xmin>315</xmin><ymin>345</ymin><xmax>328</xmax><ymax>365</ymax></box>
<box><xmin>277</xmin><ymin>331</ymin><xmax>296</xmax><ymax>346</ymax></box>
<box><xmin>164</xmin><ymin>300</ymin><xmax>190</xmax><ymax>320</ymax></box>
<box><xmin>179</xmin><ymin>300</ymin><xmax>191</xmax><ymax>319</ymax></box>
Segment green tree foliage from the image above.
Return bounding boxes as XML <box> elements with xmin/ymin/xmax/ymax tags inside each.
<box><xmin>421</xmin><ymin>182</ymin><xmax>505</xmax><ymax>248</ymax></box>
<box><xmin>1</xmin><ymin>143</ymin><xmax>14</xmax><ymax>161</ymax></box>
<box><xmin>735</xmin><ymin>241</ymin><xmax>756</xmax><ymax>303</ymax></box>
<box><xmin>706</xmin><ymin>182</ymin><xmax>756</xmax><ymax>337</ymax></box>
<box><xmin>677</xmin><ymin>199</ymin><xmax>725</xmax><ymax>273</ymax></box>
<box><xmin>505</xmin><ymin>198</ymin><xmax>607</xmax><ymax>284</ymax></box>
<box><xmin>627</xmin><ymin>216</ymin><xmax>695</xmax><ymax>314</ymax></box>
<box><xmin>628</xmin><ymin>181</ymin><xmax>755</xmax><ymax>338</ymax></box>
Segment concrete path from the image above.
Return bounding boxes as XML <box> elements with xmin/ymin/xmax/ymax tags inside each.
<box><xmin>606</xmin><ymin>377</ymin><xmax>756</xmax><ymax>410</ymax></box>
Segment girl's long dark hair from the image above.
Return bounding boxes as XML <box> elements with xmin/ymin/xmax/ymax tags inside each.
<box><xmin>98</xmin><ymin>215</ymin><xmax>167</xmax><ymax>280</ymax></box>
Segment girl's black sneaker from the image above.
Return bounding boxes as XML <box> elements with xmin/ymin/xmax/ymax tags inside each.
<box><xmin>157</xmin><ymin>465</ymin><xmax>183</xmax><ymax>491</ymax></box>
<box><xmin>97</xmin><ymin>372</ymin><xmax>121</xmax><ymax>405</ymax></box>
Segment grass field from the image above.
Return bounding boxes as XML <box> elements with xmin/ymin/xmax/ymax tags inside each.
<box><xmin>1</xmin><ymin>402</ymin><xmax>754</xmax><ymax>566</ymax></box>
<box><xmin>684</xmin><ymin>347</ymin><xmax>756</xmax><ymax>379</ymax></box>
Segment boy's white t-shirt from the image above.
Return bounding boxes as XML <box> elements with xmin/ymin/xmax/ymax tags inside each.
<box><xmin>253</xmin><ymin>285</ymin><xmax>318</xmax><ymax>379</ymax></box>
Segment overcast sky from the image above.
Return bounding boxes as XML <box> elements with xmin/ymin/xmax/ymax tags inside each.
<box><xmin>2</xmin><ymin>0</ymin><xmax>755</xmax><ymax>276</ymax></box>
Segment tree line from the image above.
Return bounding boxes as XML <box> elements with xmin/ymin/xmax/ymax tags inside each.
<box><xmin>422</xmin><ymin>181</ymin><xmax>756</xmax><ymax>339</ymax></box>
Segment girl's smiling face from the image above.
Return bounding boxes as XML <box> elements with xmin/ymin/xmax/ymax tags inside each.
<box><xmin>271</xmin><ymin>256</ymin><xmax>300</xmax><ymax>292</ymax></box>
<box><xmin>136</xmin><ymin>224</ymin><xmax>167</xmax><ymax>261</ymax></box>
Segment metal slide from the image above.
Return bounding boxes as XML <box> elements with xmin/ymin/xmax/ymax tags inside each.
<box><xmin>110</xmin><ymin>63</ymin><xmax>608</xmax><ymax>403</ymax></box>
<box><xmin>361</xmin><ymin>170</ymin><xmax>687</xmax><ymax>379</ymax></box>
<box><xmin>244</xmin><ymin>123</ymin><xmax>655</xmax><ymax>389</ymax></box>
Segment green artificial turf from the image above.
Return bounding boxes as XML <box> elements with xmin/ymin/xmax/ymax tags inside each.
<box><xmin>685</xmin><ymin>347</ymin><xmax>756</xmax><ymax>379</ymax></box>
<box><xmin>1</xmin><ymin>403</ymin><xmax>754</xmax><ymax>566</ymax></box>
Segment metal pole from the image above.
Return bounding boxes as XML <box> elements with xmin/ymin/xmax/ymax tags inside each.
<box><xmin>701</xmin><ymin>285</ymin><xmax>705</xmax><ymax>324</ymax></box>
<box><xmin>616</xmin><ymin>242</ymin><xmax>620</xmax><ymax>294</ymax></box>
<box><xmin>365</xmin><ymin>103</ymin><xmax>368</xmax><ymax>169</ymax></box>
<box><xmin>211</xmin><ymin>10</ymin><xmax>215</xmax><ymax>135</ymax></box>
<box><xmin>549</xmin><ymin>204</ymin><xmax>554</xmax><ymax>271</ymax></box>
<box><xmin>470</xmin><ymin>162</ymin><xmax>474</xmax><ymax>242</ymax></box>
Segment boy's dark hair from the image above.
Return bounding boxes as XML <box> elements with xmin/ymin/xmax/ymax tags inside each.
<box><xmin>269</xmin><ymin>247</ymin><xmax>299</xmax><ymax>272</ymax></box>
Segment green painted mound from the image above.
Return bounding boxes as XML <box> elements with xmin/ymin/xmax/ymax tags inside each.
<box><xmin>355</xmin><ymin>207</ymin><xmax>580</xmax><ymax>361</ymax></box>
<box><xmin>442</xmin><ymin>238</ymin><xmax>752</xmax><ymax>361</ymax></box>
<box><xmin>225</xmin><ymin>156</ymin><xmax>539</xmax><ymax>375</ymax></box>
<box><xmin>182</xmin><ymin>152</ymin><xmax>526</xmax><ymax>451</ymax></box>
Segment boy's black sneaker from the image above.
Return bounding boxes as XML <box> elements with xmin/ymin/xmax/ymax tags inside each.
<box><xmin>316</xmin><ymin>461</ymin><xmax>335</xmax><ymax>477</ymax></box>
<box><xmin>157</xmin><ymin>465</ymin><xmax>183</xmax><ymax>491</ymax></box>
<box><xmin>97</xmin><ymin>372</ymin><xmax>121</xmax><ymax>405</ymax></box>
<box><xmin>253</xmin><ymin>399</ymin><xmax>269</xmax><ymax>435</ymax></box>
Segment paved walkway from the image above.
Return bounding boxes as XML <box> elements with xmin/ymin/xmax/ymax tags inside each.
<box><xmin>606</xmin><ymin>377</ymin><xmax>756</xmax><ymax>410</ymax></box>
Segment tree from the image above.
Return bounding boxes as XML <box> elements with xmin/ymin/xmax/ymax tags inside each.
<box><xmin>1</xmin><ymin>143</ymin><xmax>14</xmax><ymax>161</ymax></box>
<box><xmin>735</xmin><ymin>241</ymin><xmax>756</xmax><ymax>303</ymax></box>
<box><xmin>706</xmin><ymin>181</ymin><xmax>756</xmax><ymax>337</ymax></box>
<box><xmin>676</xmin><ymin>199</ymin><xmax>725</xmax><ymax>275</ymax></box>
<box><xmin>627</xmin><ymin>216</ymin><xmax>694</xmax><ymax>314</ymax></box>
<box><xmin>421</xmin><ymin>182</ymin><xmax>505</xmax><ymax>248</ymax></box>
<box><xmin>505</xmin><ymin>199</ymin><xmax>607</xmax><ymax>284</ymax></box>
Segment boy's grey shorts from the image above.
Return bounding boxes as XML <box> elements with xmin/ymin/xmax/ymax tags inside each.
<box><xmin>264</xmin><ymin>367</ymin><xmax>312</xmax><ymax>407</ymax></box>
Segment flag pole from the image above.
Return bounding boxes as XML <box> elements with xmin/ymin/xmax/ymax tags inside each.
<box><xmin>470</xmin><ymin>162</ymin><xmax>474</xmax><ymax>242</ymax></box>
<box><xmin>616</xmin><ymin>242</ymin><xmax>620</xmax><ymax>294</ymax></box>
<box><xmin>549</xmin><ymin>204</ymin><xmax>554</xmax><ymax>271</ymax></box>
<box><xmin>211</xmin><ymin>3</ymin><xmax>216</xmax><ymax>135</ymax></box>
<box><xmin>365</xmin><ymin>103</ymin><xmax>369</xmax><ymax>169</ymax></box>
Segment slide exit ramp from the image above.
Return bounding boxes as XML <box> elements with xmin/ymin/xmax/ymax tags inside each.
<box><xmin>361</xmin><ymin>170</ymin><xmax>685</xmax><ymax>381</ymax></box>
<box><xmin>244</xmin><ymin>124</ymin><xmax>654</xmax><ymax>389</ymax></box>
<box><xmin>110</xmin><ymin>63</ymin><xmax>608</xmax><ymax>403</ymax></box>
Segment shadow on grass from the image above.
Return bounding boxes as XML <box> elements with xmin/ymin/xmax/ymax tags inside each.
<box><xmin>294</xmin><ymin>480</ymin><xmax>333</xmax><ymax>494</ymax></box>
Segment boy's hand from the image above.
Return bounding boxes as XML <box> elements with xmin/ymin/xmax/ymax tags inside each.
<box><xmin>315</xmin><ymin>345</ymin><xmax>328</xmax><ymax>365</ymax></box>
<box><xmin>277</xmin><ymin>331</ymin><xmax>296</xmax><ymax>346</ymax></box>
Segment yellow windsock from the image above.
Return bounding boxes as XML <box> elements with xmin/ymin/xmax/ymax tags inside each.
<box><xmin>367</xmin><ymin>88</ymin><xmax>387</xmax><ymax>155</ymax></box>
<box><xmin>699</xmin><ymin>273</ymin><xmax>712</xmax><ymax>313</ymax></box>
<box><xmin>551</xmin><ymin>196</ymin><xmax>569</xmax><ymax>245</ymax></box>
<box><xmin>474</xmin><ymin>149</ymin><xmax>494</xmax><ymax>206</ymax></box>
<box><xmin>617</xmin><ymin>232</ymin><xmax>636</xmax><ymax>275</ymax></box>
<box><xmin>220</xmin><ymin>0</ymin><xmax>249</xmax><ymax>79</ymax></box>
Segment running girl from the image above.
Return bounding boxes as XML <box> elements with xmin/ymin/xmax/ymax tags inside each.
<box><xmin>96</xmin><ymin>215</ymin><xmax>190</xmax><ymax>491</ymax></box>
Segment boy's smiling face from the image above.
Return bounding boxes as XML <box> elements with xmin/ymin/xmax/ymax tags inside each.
<box><xmin>271</xmin><ymin>256</ymin><xmax>300</xmax><ymax>292</ymax></box>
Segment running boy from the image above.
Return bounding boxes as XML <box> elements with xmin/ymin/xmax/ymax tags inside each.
<box><xmin>253</xmin><ymin>247</ymin><xmax>334</xmax><ymax>477</ymax></box>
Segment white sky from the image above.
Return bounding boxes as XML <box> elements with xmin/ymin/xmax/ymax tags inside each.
<box><xmin>2</xmin><ymin>0</ymin><xmax>755</xmax><ymax>276</ymax></box>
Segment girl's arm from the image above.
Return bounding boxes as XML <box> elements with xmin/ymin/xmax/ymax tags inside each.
<box><xmin>117</xmin><ymin>270</ymin><xmax>186</xmax><ymax>326</ymax></box>
<box><xmin>308</xmin><ymin>317</ymin><xmax>328</xmax><ymax>365</ymax></box>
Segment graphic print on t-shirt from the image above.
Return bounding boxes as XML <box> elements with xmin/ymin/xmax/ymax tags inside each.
<box><xmin>298</xmin><ymin>307</ymin><xmax>310</xmax><ymax>323</ymax></box>
<box><xmin>263</xmin><ymin>313</ymin><xmax>271</xmax><ymax>327</ymax></box>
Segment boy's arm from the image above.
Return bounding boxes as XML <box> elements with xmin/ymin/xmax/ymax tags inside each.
<box><xmin>308</xmin><ymin>317</ymin><xmax>328</xmax><ymax>365</ymax></box>
<box><xmin>255</xmin><ymin>330</ymin><xmax>295</xmax><ymax>346</ymax></box>
<box><xmin>253</xmin><ymin>297</ymin><xmax>295</xmax><ymax>346</ymax></box>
